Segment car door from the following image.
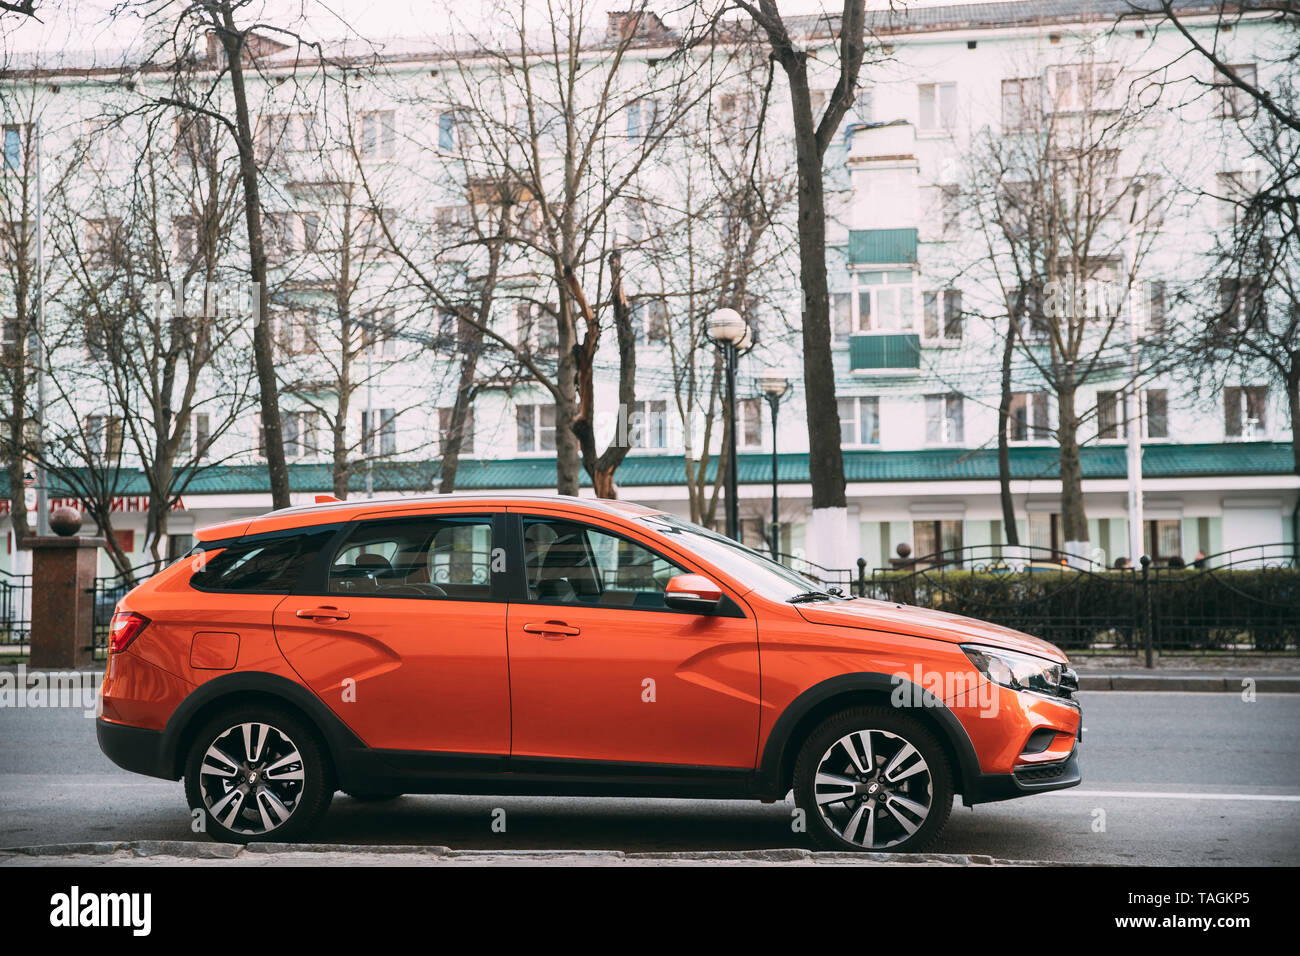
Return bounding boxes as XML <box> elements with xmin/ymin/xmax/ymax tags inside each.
<box><xmin>274</xmin><ymin>511</ymin><xmax>510</xmax><ymax>755</ymax></box>
<box><xmin>506</xmin><ymin>512</ymin><xmax>760</xmax><ymax>770</ymax></box>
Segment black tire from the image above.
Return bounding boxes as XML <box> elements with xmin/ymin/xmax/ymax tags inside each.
<box><xmin>183</xmin><ymin>705</ymin><xmax>333</xmax><ymax>844</ymax></box>
<box><xmin>793</xmin><ymin>706</ymin><xmax>953</xmax><ymax>853</ymax></box>
<box><xmin>344</xmin><ymin>791</ymin><xmax>403</xmax><ymax>802</ymax></box>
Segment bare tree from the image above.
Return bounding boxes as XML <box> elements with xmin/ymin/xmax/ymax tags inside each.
<box><xmin>365</xmin><ymin>1</ymin><xmax>727</xmax><ymax>497</ymax></box>
<box><xmin>957</xmin><ymin>45</ymin><xmax>1169</xmax><ymax>555</ymax></box>
<box><xmin>1133</xmin><ymin>1</ymin><xmax>1300</xmax><ymax>548</ymax></box>
<box><xmin>126</xmin><ymin>2</ymin><xmax>332</xmax><ymax>509</ymax></box>
<box><xmin>729</xmin><ymin>1</ymin><xmax>868</xmax><ymax>561</ymax></box>
<box><xmin>36</xmin><ymin>114</ymin><xmax>255</xmax><ymax>575</ymax></box>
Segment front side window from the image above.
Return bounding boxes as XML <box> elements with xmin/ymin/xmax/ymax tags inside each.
<box><xmin>328</xmin><ymin>515</ymin><xmax>494</xmax><ymax>599</ymax></box>
<box><xmin>523</xmin><ymin>518</ymin><xmax>681</xmax><ymax>609</ymax></box>
<box><xmin>192</xmin><ymin>528</ymin><xmax>338</xmax><ymax>593</ymax></box>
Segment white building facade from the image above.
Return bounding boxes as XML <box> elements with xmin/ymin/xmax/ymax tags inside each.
<box><xmin>1</xmin><ymin>0</ymin><xmax>1294</xmax><ymax>577</ymax></box>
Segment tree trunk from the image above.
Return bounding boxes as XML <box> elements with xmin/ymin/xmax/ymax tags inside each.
<box><xmin>554</xmin><ymin>287</ymin><xmax>581</xmax><ymax>497</ymax></box>
<box><xmin>782</xmin><ymin>61</ymin><xmax>847</xmax><ymax>516</ymax></box>
<box><xmin>1057</xmin><ymin>384</ymin><xmax>1088</xmax><ymax>547</ymax></box>
<box><xmin>998</xmin><ymin>309</ymin><xmax>1020</xmax><ymax>546</ymax></box>
<box><xmin>214</xmin><ymin>4</ymin><xmax>290</xmax><ymax>510</ymax></box>
<box><xmin>1288</xmin><ymin>363</ymin><xmax>1300</xmax><ymax>557</ymax></box>
<box><xmin>439</xmin><ymin>312</ymin><xmax>483</xmax><ymax>495</ymax></box>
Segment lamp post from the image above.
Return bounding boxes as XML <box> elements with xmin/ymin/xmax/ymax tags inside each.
<box><xmin>1124</xmin><ymin>178</ymin><xmax>1146</xmax><ymax>567</ymax></box>
<box><xmin>759</xmin><ymin>372</ymin><xmax>790</xmax><ymax>560</ymax></box>
<box><xmin>709</xmin><ymin>308</ymin><xmax>749</xmax><ymax>541</ymax></box>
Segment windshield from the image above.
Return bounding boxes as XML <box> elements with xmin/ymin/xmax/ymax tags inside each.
<box><xmin>641</xmin><ymin>514</ymin><xmax>834</xmax><ymax>601</ymax></box>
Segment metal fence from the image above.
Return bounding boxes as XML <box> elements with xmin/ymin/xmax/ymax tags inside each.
<box><xmin>0</xmin><ymin>568</ymin><xmax>32</xmax><ymax>653</ymax></box>
<box><xmin>89</xmin><ymin>560</ymin><xmax>165</xmax><ymax>659</ymax></box>
<box><xmin>777</xmin><ymin>543</ymin><xmax>1298</xmax><ymax>656</ymax></box>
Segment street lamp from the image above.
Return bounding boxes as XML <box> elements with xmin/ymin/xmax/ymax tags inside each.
<box><xmin>1124</xmin><ymin>177</ymin><xmax>1146</xmax><ymax>569</ymax></box>
<box><xmin>709</xmin><ymin>308</ymin><xmax>749</xmax><ymax>541</ymax></box>
<box><xmin>759</xmin><ymin>372</ymin><xmax>790</xmax><ymax>560</ymax></box>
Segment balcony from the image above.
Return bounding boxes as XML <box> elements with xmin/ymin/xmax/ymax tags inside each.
<box><xmin>848</xmin><ymin>228</ymin><xmax>918</xmax><ymax>265</ymax></box>
<box><xmin>849</xmin><ymin>333</ymin><xmax>921</xmax><ymax>372</ymax></box>
<box><xmin>848</xmin><ymin>120</ymin><xmax>917</xmax><ymax>163</ymax></box>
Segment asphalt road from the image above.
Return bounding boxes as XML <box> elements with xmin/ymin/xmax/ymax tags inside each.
<box><xmin>2</xmin><ymin>691</ymin><xmax>1297</xmax><ymax>865</ymax></box>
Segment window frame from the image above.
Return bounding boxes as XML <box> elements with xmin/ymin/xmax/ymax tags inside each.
<box><xmin>513</xmin><ymin>513</ymin><xmax>715</xmax><ymax>616</ymax></box>
<box><xmin>310</xmin><ymin>512</ymin><xmax>504</xmax><ymax>602</ymax></box>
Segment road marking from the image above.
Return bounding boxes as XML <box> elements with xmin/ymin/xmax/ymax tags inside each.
<box><xmin>1055</xmin><ymin>789</ymin><xmax>1300</xmax><ymax>802</ymax></box>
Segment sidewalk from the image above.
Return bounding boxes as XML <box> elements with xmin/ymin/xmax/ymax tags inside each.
<box><xmin>0</xmin><ymin>841</ymin><xmax>1068</xmax><ymax>867</ymax></box>
<box><xmin>1070</xmin><ymin>654</ymin><xmax>1300</xmax><ymax>692</ymax></box>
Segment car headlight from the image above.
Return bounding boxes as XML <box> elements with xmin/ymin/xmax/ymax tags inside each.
<box><xmin>962</xmin><ymin>644</ymin><xmax>1062</xmax><ymax>697</ymax></box>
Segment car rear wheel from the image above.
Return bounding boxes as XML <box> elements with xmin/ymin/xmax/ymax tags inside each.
<box><xmin>184</xmin><ymin>706</ymin><xmax>333</xmax><ymax>844</ymax></box>
<box><xmin>793</xmin><ymin>707</ymin><xmax>952</xmax><ymax>853</ymax></box>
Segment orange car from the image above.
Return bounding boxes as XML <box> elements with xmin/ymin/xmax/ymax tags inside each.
<box><xmin>97</xmin><ymin>494</ymin><xmax>1082</xmax><ymax>851</ymax></box>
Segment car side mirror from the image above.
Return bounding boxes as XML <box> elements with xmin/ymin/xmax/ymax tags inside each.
<box><xmin>664</xmin><ymin>573</ymin><xmax>723</xmax><ymax>613</ymax></box>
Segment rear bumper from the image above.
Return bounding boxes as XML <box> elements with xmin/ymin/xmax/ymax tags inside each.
<box><xmin>97</xmin><ymin>718</ymin><xmax>175</xmax><ymax>780</ymax></box>
<box><xmin>961</xmin><ymin>747</ymin><xmax>1082</xmax><ymax>806</ymax></box>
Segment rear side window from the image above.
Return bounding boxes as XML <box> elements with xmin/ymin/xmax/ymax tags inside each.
<box><xmin>191</xmin><ymin>528</ymin><xmax>337</xmax><ymax>593</ymax></box>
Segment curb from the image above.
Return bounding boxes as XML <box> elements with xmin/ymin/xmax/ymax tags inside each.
<box><xmin>0</xmin><ymin>840</ymin><xmax>1067</xmax><ymax>866</ymax></box>
<box><xmin>1077</xmin><ymin>675</ymin><xmax>1300</xmax><ymax>692</ymax></box>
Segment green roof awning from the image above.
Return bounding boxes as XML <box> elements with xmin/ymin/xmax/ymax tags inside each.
<box><xmin>8</xmin><ymin>442</ymin><xmax>1292</xmax><ymax>499</ymax></box>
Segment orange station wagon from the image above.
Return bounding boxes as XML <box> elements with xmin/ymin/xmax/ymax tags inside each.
<box><xmin>97</xmin><ymin>494</ymin><xmax>1082</xmax><ymax>851</ymax></box>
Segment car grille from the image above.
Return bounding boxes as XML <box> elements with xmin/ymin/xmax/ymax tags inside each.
<box><xmin>1015</xmin><ymin>761</ymin><xmax>1070</xmax><ymax>783</ymax></box>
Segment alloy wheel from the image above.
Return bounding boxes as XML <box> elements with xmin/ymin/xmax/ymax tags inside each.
<box><xmin>197</xmin><ymin>722</ymin><xmax>307</xmax><ymax>836</ymax></box>
<box><xmin>812</xmin><ymin>728</ymin><xmax>934</xmax><ymax>850</ymax></box>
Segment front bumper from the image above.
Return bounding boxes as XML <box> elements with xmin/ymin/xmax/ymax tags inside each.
<box><xmin>962</xmin><ymin>746</ymin><xmax>1082</xmax><ymax>805</ymax></box>
<box><xmin>97</xmin><ymin>717</ymin><xmax>175</xmax><ymax>780</ymax></box>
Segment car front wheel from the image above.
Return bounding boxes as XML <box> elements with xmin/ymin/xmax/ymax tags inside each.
<box><xmin>793</xmin><ymin>707</ymin><xmax>953</xmax><ymax>853</ymax></box>
<box><xmin>184</xmin><ymin>706</ymin><xmax>333</xmax><ymax>843</ymax></box>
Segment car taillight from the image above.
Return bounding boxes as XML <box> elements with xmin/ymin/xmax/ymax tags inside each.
<box><xmin>109</xmin><ymin>611</ymin><xmax>150</xmax><ymax>654</ymax></box>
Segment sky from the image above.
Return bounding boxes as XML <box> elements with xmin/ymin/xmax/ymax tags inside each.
<box><xmin>0</xmin><ymin>0</ymin><xmax>993</xmax><ymax>60</ymax></box>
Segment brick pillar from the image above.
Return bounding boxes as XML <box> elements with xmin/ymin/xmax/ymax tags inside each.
<box><xmin>29</xmin><ymin>536</ymin><xmax>106</xmax><ymax>669</ymax></box>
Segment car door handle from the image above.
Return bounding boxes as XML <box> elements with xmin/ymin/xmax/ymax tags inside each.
<box><xmin>296</xmin><ymin>607</ymin><xmax>350</xmax><ymax>622</ymax></box>
<box><xmin>522</xmin><ymin>621</ymin><xmax>580</xmax><ymax>639</ymax></box>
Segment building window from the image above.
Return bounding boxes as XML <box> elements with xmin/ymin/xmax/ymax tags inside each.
<box><xmin>1145</xmin><ymin>389</ymin><xmax>1168</xmax><ymax>439</ymax></box>
<box><xmin>284</xmin><ymin>410</ymin><xmax>323</xmax><ymax>459</ymax></box>
<box><xmin>627</xmin><ymin>399</ymin><xmax>668</xmax><ymax>449</ymax></box>
<box><xmin>362</xmin><ymin>308</ymin><xmax>397</xmax><ymax>357</ymax></box>
<box><xmin>85</xmin><ymin>217</ymin><xmax>123</xmax><ymax>268</ymax></box>
<box><xmin>86</xmin><ymin>415</ymin><xmax>123</xmax><ymax>459</ymax></box>
<box><xmin>832</xmin><ymin>292</ymin><xmax>853</xmax><ymax>343</ymax></box>
<box><xmin>1215</xmin><ymin>62</ymin><xmax>1258</xmax><ymax>119</ymax></box>
<box><xmin>436</xmin><ymin>110</ymin><xmax>457</xmax><ymax>151</ymax></box>
<box><xmin>3</xmin><ymin>123</ymin><xmax>27</xmax><ymax>170</ymax></box>
<box><xmin>1097</xmin><ymin>390</ymin><xmax>1124</xmax><ymax>440</ymax></box>
<box><xmin>1098</xmin><ymin>389</ymin><xmax>1164</xmax><ymax>440</ymax></box>
<box><xmin>1216</xmin><ymin>276</ymin><xmax>1264</xmax><ymax>331</ymax></box>
<box><xmin>922</xmin><ymin>288</ymin><xmax>962</xmax><ymax>342</ymax></box>
<box><xmin>437</xmin><ymin>407</ymin><xmax>474</xmax><ymax>456</ymax></box>
<box><xmin>360</xmin><ymin>110</ymin><xmax>396</xmax><ymax>158</ymax></box>
<box><xmin>917</xmin><ymin>82</ymin><xmax>957</xmax><ymax>132</ymax></box>
<box><xmin>633</xmin><ymin>299</ymin><xmax>667</xmax><ymax>342</ymax></box>
<box><xmin>1001</xmin><ymin>77</ymin><xmax>1042</xmax><ymax>130</ymax></box>
<box><xmin>1009</xmin><ymin>391</ymin><xmax>1051</xmax><ymax>441</ymax></box>
<box><xmin>626</xmin><ymin>97</ymin><xmax>658</xmax><ymax>140</ymax></box>
<box><xmin>924</xmin><ymin>393</ymin><xmax>963</xmax><ymax>444</ymax></box>
<box><xmin>1144</xmin><ymin>519</ymin><xmax>1183</xmax><ymax>563</ymax></box>
<box><xmin>1143</xmin><ymin>280</ymin><xmax>1166</xmax><ymax>337</ymax></box>
<box><xmin>360</xmin><ymin>408</ymin><xmax>395</xmax><ymax>457</ymax></box>
<box><xmin>735</xmin><ymin>398</ymin><xmax>763</xmax><ymax>450</ymax></box>
<box><xmin>1224</xmin><ymin>386</ymin><xmax>1267</xmax><ymax>439</ymax></box>
<box><xmin>179</xmin><ymin>413</ymin><xmax>211</xmax><ymax>460</ymax></box>
<box><xmin>1216</xmin><ymin>170</ymin><xmax>1258</xmax><ymax>229</ymax></box>
<box><xmin>837</xmin><ymin>396</ymin><xmax>880</xmax><ymax>446</ymax></box>
<box><xmin>913</xmin><ymin>520</ymin><xmax>962</xmax><ymax>562</ymax></box>
<box><xmin>853</xmin><ymin>271</ymin><xmax>915</xmax><ymax>332</ymax></box>
<box><xmin>173</xmin><ymin>114</ymin><xmax>210</xmax><ymax>167</ymax></box>
<box><xmin>516</xmin><ymin>403</ymin><xmax>557</xmax><ymax>452</ymax></box>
